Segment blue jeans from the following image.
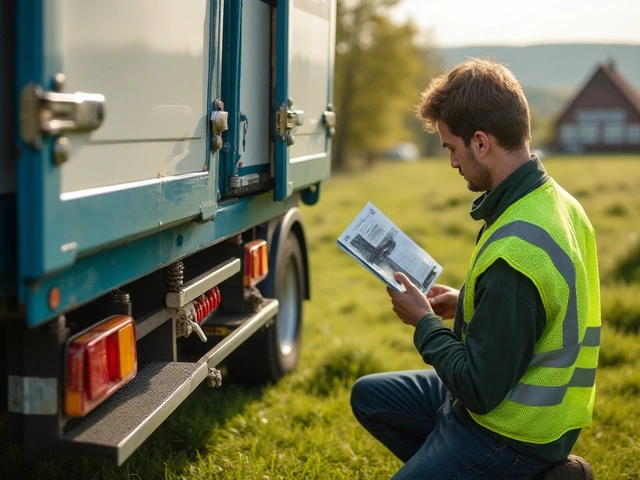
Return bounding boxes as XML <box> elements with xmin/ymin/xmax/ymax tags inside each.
<box><xmin>351</xmin><ymin>370</ymin><xmax>552</xmax><ymax>479</ymax></box>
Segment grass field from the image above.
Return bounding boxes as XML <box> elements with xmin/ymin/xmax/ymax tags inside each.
<box><xmin>2</xmin><ymin>154</ymin><xmax>640</xmax><ymax>479</ymax></box>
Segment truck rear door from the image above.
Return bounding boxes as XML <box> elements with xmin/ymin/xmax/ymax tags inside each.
<box><xmin>273</xmin><ymin>0</ymin><xmax>336</xmax><ymax>201</ymax></box>
<box><xmin>16</xmin><ymin>1</ymin><xmax>220</xmax><ymax>284</ymax></box>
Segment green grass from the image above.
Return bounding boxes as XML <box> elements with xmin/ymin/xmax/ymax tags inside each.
<box><xmin>3</xmin><ymin>154</ymin><xmax>640</xmax><ymax>479</ymax></box>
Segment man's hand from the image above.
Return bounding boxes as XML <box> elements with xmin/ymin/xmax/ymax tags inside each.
<box><xmin>427</xmin><ymin>284</ymin><xmax>460</xmax><ymax>319</ymax></box>
<box><xmin>386</xmin><ymin>273</ymin><xmax>434</xmax><ymax>327</ymax></box>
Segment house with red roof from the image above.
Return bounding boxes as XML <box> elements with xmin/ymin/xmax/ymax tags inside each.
<box><xmin>553</xmin><ymin>61</ymin><xmax>640</xmax><ymax>153</ymax></box>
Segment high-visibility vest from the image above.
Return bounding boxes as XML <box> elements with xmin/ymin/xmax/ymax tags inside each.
<box><xmin>462</xmin><ymin>179</ymin><xmax>601</xmax><ymax>444</ymax></box>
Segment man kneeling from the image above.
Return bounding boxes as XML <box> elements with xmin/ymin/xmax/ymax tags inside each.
<box><xmin>351</xmin><ymin>59</ymin><xmax>599</xmax><ymax>480</ymax></box>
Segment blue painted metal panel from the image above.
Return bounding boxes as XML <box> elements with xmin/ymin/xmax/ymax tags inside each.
<box><xmin>219</xmin><ymin>0</ymin><xmax>243</xmax><ymax>197</ymax></box>
<box><xmin>15</xmin><ymin>1</ymin><xmax>220</xmax><ymax>285</ymax></box>
<box><xmin>25</xmin><ymin>192</ymin><xmax>298</xmax><ymax>327</ymax></box>
<box><xmin>237</xmin><ymin>164</ymin><xmax>270</xmax><ymax>176</ymax></box>
<box><xmin>273</xmin><ymin>0</ymin><xmax>335</xmax><ymax>201</ymax></box>
<box><xmin>16</xmin><ymin>0</ymin><xmax>47</xmax><ymax>289</ymax></box>
<box><xmin>273</xmin><ymin>0</ymin><xmax>291</xmax><ymax>201</ymax></box>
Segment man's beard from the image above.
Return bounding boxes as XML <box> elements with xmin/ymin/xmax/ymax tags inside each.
<box><xmin>464</xmin><ymin>147</ymin><xmax>492</xmax><ymax>192</ymax></box>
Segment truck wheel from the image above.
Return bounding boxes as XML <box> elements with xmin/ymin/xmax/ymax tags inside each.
<box><xmin>227</xmin><ymin>231</ymin><xmax>304</xmax><ymax>385</ymax></box>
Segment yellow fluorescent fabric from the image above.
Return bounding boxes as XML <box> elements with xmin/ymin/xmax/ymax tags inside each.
<box><xmin>463</xmin><ymin>180</ymin><xmax>601</xmax><ymax>444</ymax></box>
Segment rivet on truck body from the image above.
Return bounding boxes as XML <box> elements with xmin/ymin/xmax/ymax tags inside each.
<box><xmin>53</xmin><ymin>137</ymin><xmax>71</xmax><ymax>165</ymax></box>
<box><xmin>53</xmin><ymin>73</ymin><xmax>66</xmax><ymax>92</ymax></box>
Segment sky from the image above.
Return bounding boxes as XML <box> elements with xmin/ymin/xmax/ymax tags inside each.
<box><xmin>392</xmin><ymin>0</ymin><xmax>640</xmax><ymax>47</ymax></box>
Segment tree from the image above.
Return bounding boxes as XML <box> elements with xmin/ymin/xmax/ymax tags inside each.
<box><xmin>333</xmin><ymin>0</ymin><xmax>436</xmax><ymax>169</ymax></box>
<box><xmin>409</xmin><ymin>41</ymin><xmax>445</xmax><ymax>157</ymax></box>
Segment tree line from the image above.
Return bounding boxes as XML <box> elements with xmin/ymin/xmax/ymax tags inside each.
<box><xmin>332</xmin><ymin>0</ymin><xmax>442</xmax><ymax>170</ymax></box>
<box><xmin>332</xmin><ymin>0</ymin><xmax>555</xmax><ymax>169</ymax></box>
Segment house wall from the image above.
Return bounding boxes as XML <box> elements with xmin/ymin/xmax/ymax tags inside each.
<box><xmin>555</xmin><ymin>69</ymin><xmax>640</xmax><ymax>153</ymax></box>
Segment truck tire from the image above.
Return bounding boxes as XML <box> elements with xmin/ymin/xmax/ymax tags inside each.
<box><xmin>227</xmin><ymin>230</ymin><xmax>304</xmax><ymax>385</ymax></box>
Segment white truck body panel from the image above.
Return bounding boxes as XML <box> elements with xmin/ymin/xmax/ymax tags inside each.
<box><xmin>50</xmin><ymin>0</ymin><xmax>210</xmax><ymax>193</ymax></box>
<box><xmin>239</xmin><ymin>0</ymin><xmax>271</xmax><ymax>169</ymax></box>
<box><xmin>288</xmin><ymin>1</ymin><xmax>332</xmax><ymax>162</ymax></box>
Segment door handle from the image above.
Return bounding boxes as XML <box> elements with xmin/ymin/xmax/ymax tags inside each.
<box><xmin>276</xmin><ymin>98</ymin><xmax>304</xmax><ymax>146</ymax></box>
<box><xmin>20</xmin><ymin>82</ymin><xmax>105</xmax><ymax>150</ymax></box>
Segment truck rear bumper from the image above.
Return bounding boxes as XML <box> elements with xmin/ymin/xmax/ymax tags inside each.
<box><xmin>58</xmin><ymin>298</ymin><xmax>279</xmax><ymax>465</ymax></box>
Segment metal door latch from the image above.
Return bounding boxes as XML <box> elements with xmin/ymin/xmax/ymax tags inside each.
<box><xmin>20</xmin><ymin>82</ymin><xmax>105</xmax><ymax>150</ymax></box>
<box><xmin>276</xmin><ymin>98</ymin><xmax>304</xmax><ymax>146</ymax></box>
<box><xmin>323</xmin><ymin>103</ymin><xmax>337</xmax><ymax>138</ymax></box>
<box><xmin>211</xmin><ymin>99</ymin><xmax>228</xmax><ymax>153</ymax></box>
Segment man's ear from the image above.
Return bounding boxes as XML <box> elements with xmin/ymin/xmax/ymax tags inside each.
<box><xmin>472</xmin><ymin>131</ymin><xmax>491</xmax><ymax>159</ymax></box>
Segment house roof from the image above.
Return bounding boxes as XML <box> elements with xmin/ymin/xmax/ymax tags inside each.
<box><xmin>555</xmin><ymin>62</ymin><xmax>640</xmax><ymax>125</ymax></box>
<box><xmin>600</xmin><ymin>63</ymin><xmax>640</xmax><ymax>113</ymax></box>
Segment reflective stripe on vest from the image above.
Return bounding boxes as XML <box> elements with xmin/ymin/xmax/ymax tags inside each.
<box><xmin>507</xmin><ymin>367</ymin><xmax>597</xmax><ymax>407</ymax></box>
<box><xmin>469</xmin><ymin>220</ymin><xmax>599</xmax><ymax>406</ymax></box>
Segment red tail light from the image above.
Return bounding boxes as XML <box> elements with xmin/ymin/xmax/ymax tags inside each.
<box><xmin>65</xmin><ymin>315</ymin><xmax>137</xmax><ymax>417</ymax></box>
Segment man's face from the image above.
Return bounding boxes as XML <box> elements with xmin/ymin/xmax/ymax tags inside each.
<box><xmin>437</xmin><ymin>120</ymin><xmax>492</xmax><ymax>192</ymax></box>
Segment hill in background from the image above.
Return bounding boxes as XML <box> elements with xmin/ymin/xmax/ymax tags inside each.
<box><xmin>437</xmin><ymin>44</ymin><xmax>640</xmax><ymax>115</ymax></box>
<box><xmin>434</xmin><ymin>44</ymin><xmax>640</xmax><ymax>146</ymax></box>
<box><xmin>437</xmin><ymin>44</ymin><xmax>640</xmax><ymax>91</ymax></box>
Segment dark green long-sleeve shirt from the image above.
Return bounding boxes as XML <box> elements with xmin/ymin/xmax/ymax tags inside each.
<box><xmin>413</xmin><ymin>156</ymin><xmax>580</xmax><ymax>463</ymax></box>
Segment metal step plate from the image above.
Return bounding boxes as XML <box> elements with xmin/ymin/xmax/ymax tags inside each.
<box><xmin>60</xmin><ymin>361</ymin><xmax>205</xmax><ymax>464</ymax></box>
<box><xmin>59</xmin><ymin>298</ymin><xmax>279</xmax><ymax>465</ymax></box>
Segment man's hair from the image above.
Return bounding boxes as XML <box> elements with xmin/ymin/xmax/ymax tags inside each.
<box><xmin>416</xmin><ymin>58</ymin><xmax>531</xmax><ymax>151</ymax></box>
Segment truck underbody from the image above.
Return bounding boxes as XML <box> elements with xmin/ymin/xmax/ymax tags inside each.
<box><xmin>3</xmin><ymin>206</ymin><xmax>310</xmax><ymax>464</ymax></box>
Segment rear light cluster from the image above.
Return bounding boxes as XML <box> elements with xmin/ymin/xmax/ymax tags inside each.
<box><xmin>244</xmin><ymin>239</ymin><xmax>269</xmax><ymax>287</ymax></box>
<box><xmin>66</xmin><ymin>315</ymin><xmax>137</xmax><ymax>417</ymax></box>
<box><xmin>192</xmin><ymin>286</ymin><xmax>221</xmax><ymax>323</ymax></box>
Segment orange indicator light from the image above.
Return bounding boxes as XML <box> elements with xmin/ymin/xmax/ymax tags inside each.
<box><xmin>48</xmin><ymin>287</ymin><xmax>61</xmax><ymax>311</ymax></box>
<box><xmin>243</xmin><ymin>240</ymin><xmax>269</xmax><ymax>287</ymax></box>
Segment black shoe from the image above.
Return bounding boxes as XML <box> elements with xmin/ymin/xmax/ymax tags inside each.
<box><xmin>533</xmin><ymin>455</ymin><xmax>595</xmax><ymax>480</ymax></box>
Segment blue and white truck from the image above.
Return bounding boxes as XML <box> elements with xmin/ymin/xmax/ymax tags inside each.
<box><xmin>0</xmin><ymin>0</ymin><xmax>336</xmax><ymax>464</ymax></box>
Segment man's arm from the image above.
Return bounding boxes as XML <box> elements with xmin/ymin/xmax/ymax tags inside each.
<box><xmin>412</xmin><ymin>259</ymin><xmax>546</xmax><ymax>414</ymax></box>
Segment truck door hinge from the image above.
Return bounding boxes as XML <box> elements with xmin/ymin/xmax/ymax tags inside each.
<box><xmin>20</xmin><ymin>81</ymin><xmax>105</xmax><ymax>150</ymax></box>
<box><xmin>276</xmin><ymin>98</ymin><xmax>304</xmax><ymax>146</ymax></box>
<box><xmin>323</xmin><ymin>103</ymin><xmax>337</xmax><ymax>139</ymax></box>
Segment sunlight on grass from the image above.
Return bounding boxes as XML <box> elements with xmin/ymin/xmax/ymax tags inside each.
<box><xmin>3</xmin><ymin>155</ymin><xmax>640</xmax><ymax>479</ymax></box>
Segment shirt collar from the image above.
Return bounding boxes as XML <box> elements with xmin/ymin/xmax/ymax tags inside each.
<box><xmin>469</xmin><ymin>155</ymin><xmax>549</xmax><ymax>227</ymax></box>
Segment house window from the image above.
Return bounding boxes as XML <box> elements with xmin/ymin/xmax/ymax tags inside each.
<box><xmin>604</xmin><ymin>122</ymin><xmax>625</xmax><ymax>144</ymax></box>
<box><xmin>579</xmin><ymin>122</ymin><xmax>599</xmax><ymax>144</ymax></box>
<box><xmin>577</xmin><ymin>109</ymin><xmax>626</xmax><ymax>123</ymax></box>
<box><xmin>576</xmin><ymin>111</ymin><xmax>600</xmax><ymax>123</ymax></box>
<box><xmin>574</xmin><ymin>109</ymin><xmax>627</xmax><ymax>146</ymax></box>
<box><xmin>603</xmin><ymin>110</ymin><xmax>626</xmax><ymax>122</ymax></box>
<box><xmin>628</xmin><ymin>124</ymin><xmax>640</xmax><ymax>144</ymax></box>
<box><xmin>560</xmin><ymin>124</ymin><xmax>577</xmax><ymax>144</ymax></box>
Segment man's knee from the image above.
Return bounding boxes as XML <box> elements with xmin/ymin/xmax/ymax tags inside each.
<box><xmin>350</xmin><ymin>374</ymin><xmax>381</xmax><ymax>421</ymax></box>
<box><xmin>351</xmin><ymin>373</ymin><xmax>399</xmax><ymax>433</ymax></box>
